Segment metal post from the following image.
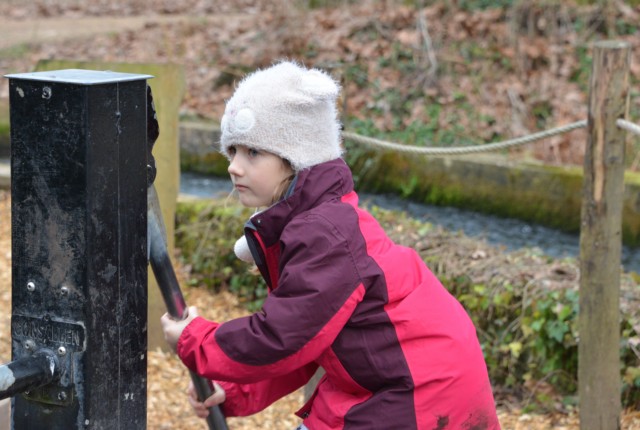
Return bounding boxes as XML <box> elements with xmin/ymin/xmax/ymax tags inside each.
<box><xmin>579</xmin><ymin>41</ymin><xmax>630</xmax><ymax>429</ymax></box>
<box><xmin>5</xmin><ymin>69</ymin><xmax>151</xmax><ymax>429</ymax></box>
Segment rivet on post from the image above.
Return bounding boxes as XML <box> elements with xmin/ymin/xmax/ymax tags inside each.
<box><xmin>24</xmin><ymin>340</ymin><xmax>36</xmax><ymax>351</ymax></box>
<box><xmin>57</xmin><ymin>346</ymin><xmax>67</xmax><ymax>356</ymax></box>
<box><xmin>27</xmin><ymin>281</ymin><xmax>35</xmax><ymax>292</ymax></box>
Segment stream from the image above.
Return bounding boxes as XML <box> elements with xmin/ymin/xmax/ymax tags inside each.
<box><xmin>182</xmin><ymin>172</ymin><xmax>640</xmax><ymax>274</ymax></box>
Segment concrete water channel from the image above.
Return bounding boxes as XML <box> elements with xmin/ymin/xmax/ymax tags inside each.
<box><xmin>180</xmin><ymin>171</ymin><xmax>640</xmax><ymax>274</ymax></box>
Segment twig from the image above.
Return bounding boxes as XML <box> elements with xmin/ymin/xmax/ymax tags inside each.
<box><xmin>507</xmin><ymin>88</ymin><xmax>530</xmax><ymax>137</ymax></box>
<box><xmin>416</xmin><ymin>1</ymin><xmax>438</xmax><ymax>83</ymax></box>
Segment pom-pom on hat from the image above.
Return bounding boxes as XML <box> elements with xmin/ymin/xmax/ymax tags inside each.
<box><xmin>220</xmin><ymin>61</ymin><xmax>343</xmax><ymax>171</ymax></box>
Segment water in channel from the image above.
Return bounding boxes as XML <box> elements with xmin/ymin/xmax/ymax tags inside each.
<box><xmin>180</xmin><ymin>172</ymin><xmax>640</xmax><ymax>274</ymax></box>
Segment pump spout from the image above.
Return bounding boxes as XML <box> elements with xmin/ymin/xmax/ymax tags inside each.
<box><xmin>0</xmin><ymin>350</ymin><xmax>59</xmax><ymax>401</ymax></box>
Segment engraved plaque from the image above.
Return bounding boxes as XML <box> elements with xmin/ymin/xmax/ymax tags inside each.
<box><xmin>12</xmin><ymin>314</ymin><xmax>86</xmax><ymax>352</ymax></box>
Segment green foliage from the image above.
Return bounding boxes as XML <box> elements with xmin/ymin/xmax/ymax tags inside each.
<box><xmin>343</xmin><ymin>62</ymin><xmax>369</xmax><ymax>88</ymax></box>
<box><xmin>455</xmin><ymin>0</ymin><xmax>514</xmax><ymax>11</ymax></box>
<box><xmin>346</xmin><ymin>108</ymin><xmax>472</xmax><ymax>150</ymax></box>
<box><xmin>175</xmin><ymin>199</ymin><xmax>268</xmax><ymax>311</ymax></box>
<box><xmin>622</xmin><ymin>320</ymin><xmax>640</xmax><ymax>409</ymax></box>
<box><xmin>0</xmin><ymin>102</ymin><xmax>9</xmax><ymax>157</ymax></box>
<box><xmin>0</xmin><ymin>122</ymin><xmax>9</xmax><ymax>145</ymax></box>
<box><xmin>445</xmin><ymin>273</ymin><xmax>639</xmax><ymax>410</ymax></box>
<box><xmin>615</xmin><ymin>19</ymin><xmax>639</xmax><ymax>36</ymax></box>
<box><xmin>0</xmin><ymin>43</ymin><xmax>30</xmax><ymax>60</ymax></box>
<box><xmin>623</xmin><ymin>365</ymin><xmax>640</xmax><ymax>409</ymax></box>
<box><xmin>569</xmin><ymin>45</ymin><xmax>592</xmax><ymax>91</ymax></box>
<box><xmin>531</xmin><ymin>100</ymin><xmax>553</xmax><ymax>128</ymax></box>
<box><xmin>303</xmin><ymin>0</ymin><xmax>358</xmax><ymax>9</ymax></box>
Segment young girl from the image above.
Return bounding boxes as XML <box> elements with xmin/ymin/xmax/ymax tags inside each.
<box><xmin>161</xmin><ymin>61</ymin><xmax>501</xmax><ymax>429</ymax></box>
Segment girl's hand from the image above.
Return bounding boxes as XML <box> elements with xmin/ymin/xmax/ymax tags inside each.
<box><xmin>187</xmin><ymin>380</ymin><xmax>226</xmax><ymax>419</ymax></box>
<box><xmin>160</xmin><ymin>306</ymin><xmax>199</xmax><ymax>352</ymax></box>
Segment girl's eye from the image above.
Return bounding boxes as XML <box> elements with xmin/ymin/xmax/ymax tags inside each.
<box><xmin>248</xmin><ymin>148</ymin><xmax>260</xmax><ymax>157</ymax></box>
<box><xmin>227</xmin><ymin>146</ymin><xmax>237</xmax><ymax>156</ymax></box>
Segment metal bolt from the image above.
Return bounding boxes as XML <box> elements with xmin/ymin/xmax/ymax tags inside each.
<box><xmin>42</xmin><ymin>86</ymin><xmax>52</xmax><ymax>99</ymax></box>
<box><xmin>60</xmin><ymin>285</ymin><xmax>69</xmax><ymax>295</ymax></box>
<box><xmin>24</xmin><ymin>340</ymin><xmax>36</xmax><ymax>351</ymax></box>
<box><xmin>57</xmin><ymin>391</ymin><xmax>67</xmax><ymax>401</ymax></box>
<box><xmin>57</xmin><ymin>346</ymin><xmax>67</xmax><ymax>356</ymax></box>
<box><xmin>27</xmin><ymin>281</ymin><xmax>35</xmax><ymax>292</ymax></box>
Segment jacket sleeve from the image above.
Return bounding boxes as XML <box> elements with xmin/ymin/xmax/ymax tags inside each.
<box><xmin>216</xmin><ymin>362</ymin><xmax>319</xmax><ymax>417</ymax></box>
<box><xmin>177</xmin><ymin>214</ymin><xmax>366</xmax><ymax>383</ymax></box>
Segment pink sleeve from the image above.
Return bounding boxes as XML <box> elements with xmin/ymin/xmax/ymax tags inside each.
<box><xmin>177</xmin><ymin>280</ymin><xmax>364</xmax><ymax>384</ymax></box>
<box><xmin>214</xmin><ymin>362</ymin><xmax>319</xmax><ymax>417</ymax></box>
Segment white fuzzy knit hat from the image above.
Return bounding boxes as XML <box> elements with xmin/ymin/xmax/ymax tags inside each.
<box><xmin>220</xmin><ymin>61</ymin><xmax>343</xmax><ymax>171</ymax></box>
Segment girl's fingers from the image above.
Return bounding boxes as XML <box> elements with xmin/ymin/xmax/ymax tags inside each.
<box><xmin>187</xmin><ymin>382</ymin><xmax>209</xmax><ymax>418</ymax></box>
<box><xmin>203</xmin><ymin>382</ymin><xmax>226</xmax><ymax>407</ymax></box>
<box><xmin>187</xmin><ymin>380</ymin><xmax>225</xmax><ymax>419</ymax></box>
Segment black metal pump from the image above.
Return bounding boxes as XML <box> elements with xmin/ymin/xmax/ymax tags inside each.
<box><xmin>3</xmin><ymin>68</ymin><xmax>228</xmax><ymax>430</ymax></box>
<box><xmin>4</xmin><ymin>69</ymin><xmax>150</xmax><ymax>429</ymax></box>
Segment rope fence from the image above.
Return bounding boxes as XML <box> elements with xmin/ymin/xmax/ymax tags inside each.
<box><xmin>618</xmin><ymin>118</ymin><xmax>640</xmax><ymax>137</ymax></box>
<box><xmin>344</xmin><ymin>118</ymin><xmax>640</xmax><ymax>155</ymax></box>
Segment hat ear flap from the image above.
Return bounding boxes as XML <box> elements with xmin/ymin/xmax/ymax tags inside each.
<box><xmin>300</xmin><ymin>70</ymin><xmax>339</xmax><ymax>101</ymax></box>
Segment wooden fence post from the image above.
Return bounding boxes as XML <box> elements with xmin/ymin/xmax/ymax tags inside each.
<box><xmin>579</xmin><ymin>40</ymin><xmax>630</xmax><ymax>430</ymax></box>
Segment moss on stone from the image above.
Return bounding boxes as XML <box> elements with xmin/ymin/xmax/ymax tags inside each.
<box><xmin>180</xmin><ymin>152</ymin><xmax>229</xmax><ymax>177</ymax></box>
<box><xmin>0</xmin><ymin>102</ymin><xmax>9</xmax><ymax>157</ymax></box>
<box><xmin>344</xmin><ymin>141</ymin><xmax>640</xmax><ymax>246</ymax></box>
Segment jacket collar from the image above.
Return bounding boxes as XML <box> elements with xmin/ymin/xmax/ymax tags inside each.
<box><xmin>246</xmin><ymin>158</ymin><xmax>353</xmax><ymax>246</ymax></box>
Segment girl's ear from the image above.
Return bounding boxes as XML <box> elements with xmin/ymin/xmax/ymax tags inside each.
<box><xmin>300</xmin><ymin>70</ymin><xmax>339</xmax><ymax>101</ymax></box>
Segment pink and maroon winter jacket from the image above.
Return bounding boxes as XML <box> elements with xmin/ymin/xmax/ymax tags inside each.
<box><xmin>177</xmin><ymin>159</ymin><xmax>500</xmax><ymax>429</ymax></box>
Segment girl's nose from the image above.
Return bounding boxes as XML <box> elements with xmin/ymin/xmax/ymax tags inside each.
<box><xmin>228</xmin><ymin>156</ymin><xmax>243</xmax><ymax>177</ymax></box>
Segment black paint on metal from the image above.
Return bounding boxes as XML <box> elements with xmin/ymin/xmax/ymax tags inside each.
<box><xmin>7</xmin><ymin>69</ymin><xmax>150</xmax><ymax>429</ymax></box>
<box><xmin>147</xmin><ymin>187</ymin><xmax>188</xmax><ymax>319</ymax></box>
<box><xmin>148</xmin><ymin>186</ymin><xmax>228</xmax><ymax>430</ymax></box>
<box><xmin>146</xmin><ymin>85</ymin><xmax>158</xmax><ymax>188</ymax></box>
<box><xmin>145</xmin><ymin>88</ymin><xmax>228</xmax><ymax>430</ymax></box>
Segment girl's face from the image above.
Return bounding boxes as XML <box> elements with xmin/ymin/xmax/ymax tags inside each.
<box><xmin>227</xmin><ymin>145</ymin><xmax>294</xmax><ymax>208</ymax></box>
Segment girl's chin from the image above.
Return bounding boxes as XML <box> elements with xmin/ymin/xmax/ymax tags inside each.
<box><xmin>238</xmin><ymin>196</ymin><xmax>265</xmax><ymax>208</ymax></box>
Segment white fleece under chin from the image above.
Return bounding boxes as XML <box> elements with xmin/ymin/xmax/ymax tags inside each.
<box><xmin>234</xmin><ymin>235</ymin><xmax>255</xmax><ymax>263</ymax></box>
